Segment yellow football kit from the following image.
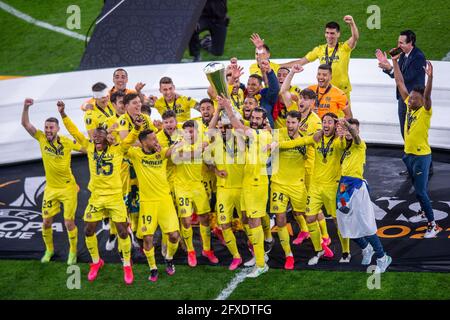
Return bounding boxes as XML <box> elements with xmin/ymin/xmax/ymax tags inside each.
<box><xmin>270</xmin><ymin>129</ymin><xmax>314</xmax><ymax>213</ymax></box>
<box><xmin>154</xmin><ymin>95</ymin><xmax>197</xmax><ymax>123</ymax></box>
<box><xmin>84</xmin><ymin>101</ymin><xmax>118</xmax><ymax>132</ymax></box>
<box><xmin>63</xmin><ymin>115</ymin><xmax>138</xmax><ymax>223</ymax></box>
<box><xmin>341</xmin><ymin>140</ymin><xmax>366</xmax><ymax>179</ymax></box>
<box><xmin>404</xmin><ymin>97</ymin><xmax>432</xmax><ymax>156</ymax></box>
<box><xmin>34</xmin><ymin>130</ymin><xmax>81</xmax><ymax>220</ymax></box>
<box><xmin>305</xmin><ymin>41</ymin><xmax>353</xmax><ymax>96</ymax></box>
<box><xmin>126</xmin><ymin>147</ymin><xmax>179</xmax><ymax>237</ymax></box>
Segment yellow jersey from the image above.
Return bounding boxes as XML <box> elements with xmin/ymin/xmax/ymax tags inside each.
<box><xmin>84</xmin><ymin>101</ymin><xmax>118</xmax><ymax>132</ymax></box>
<box><xmin>154</xmin><ymin>95</ymin><xmax>197</xmax><ymax>123</ymax></box>
<box><xmin>271</xmin><ymin>128</ymin><xmax>313</xmax><ymax>186</ymax></box>
<box><xmin>173</xmin><ymin>142</ymin><xmax>204</xmax><ymax>187</ymax></box>
<box><xmin>305</xmin><ymin>41</ymin><xmax>353</xmax><ymax>94</ymax></box>
<box><xmin>311</xmin><ymin>135</ymin><xmax>346</xmax><ymax>185</ymax></box>
<box><xmin>205</xmin><ymin>133</ymin><xmax>246</xmax><ymax>189</ymax></box>
<box><xmin>249</xmin><ymin>61</ymin><xmax>280</xmax><ymax>77</ymax></box>
<box><xmin>274</xmin><ymin>97</ymin><xmax>300</xmax><ymax>129</ymax></box>
<box><xmin>63</xmin><ymin>116</ymin><xmax>138</xmax><ymax>196</ymax></box>
<box><xmin>33</xmin><ymin>130</ymin><xmax>81</xmax><ymax>188</ymax></box>
<box><xmin>156</xmin><ymin>129</ymin><xmax>182</xmax><ymax>184</ymax></box>
<box><xmin>340</xmin><ymin>139</ymin><xmax>366</xmax><ymax>180</ymax></box>
<box><xmin>243</xmin><ymin>129</ymin><xmax>272</xmax><ymax>186</ymax></box>
<box><xmin>117</xmin><ymin>112</ymin><xmax>157</xmax><ymax>134</ymax></box>
<box><xmin>404</xmin><ymin>97</ymin><xmax>432</xmax><ymax>155</ymax></box>
<box><xmin>126</xmin><ymin>147</ymin><xmax>171</xmax><ymax>201</ymax></box>
<box><xmin>299</xmin><ymin>111</ymin><xmax>322</xmax><ymax>170</ymax></box>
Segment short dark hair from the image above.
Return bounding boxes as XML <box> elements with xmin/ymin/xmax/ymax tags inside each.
<box><xmin>278</xmin><ymin>67</ymin><xmax>290</xmax><ymax>73</ymax></box>
<box><xmin>141</xmin><ymin>103</ymin><xmax>151</xmax><ymax>116</ymax></box>
<box><xmin>110</xmin><ymin>91</ymin><xmax>125</xmax><ymax>103</ymax></box>
<box><xmin>262</xmin><ymin>44</ymin><xmax>271</xmax><ymax>54</ymax></box>
<box><xmin>318</xmin><ymin>64</ymin><xmax>332</xmax><ymax>73</ymax></box>
<box><xmin>123</xmin><ymin>93</ymin><xmax>139</xmax><ymax>106</ymax></box>
<box><xmin>251</xmin><ymin>107</ymin><xmax>267</xmax><ymax>119</ymax></box>
<box><xmin>159</xmin><ymin>76</ymin><xmax>173</xmax><ymax>86</ymax></box>
<box><xmin>249</xmin><ymin>74</ymin><xmax>263</xmax><ymax>85</ymax></box>
<box><xmin>412</xmin><ymin>86</ymin><xmax>425</xmax><ymax>96</ymax></box>
<box><xmin>325</xmin><ymin>21</ymin><xmax>340</xmax><ymax>32</ymax></box>
<box><xmin>94</xmin><ymin>126</ymin><xmax>107</xmax><ymax>134</ymax></box>
<box><xmin>245</xmin><ymin>96</ymin><xmax>259</xmax><ymax>104</ymax></box>
<box><xmin>300</xmin><ymin>88</ymin><xmax>317</xmax><ymax>100</ymax></box>
<box><xmin>138</xmin><ymin>129</ymin><xmax>154</xmax><ymax>142</ymax></box>
<box><xmin>92</xmin><ymin>82</ymin><xmax>107</xmax><ymax>92</ymax></box>
<box><xmin>287</xmin><ymin>110</ymin><xmax>301</xmax><ymax>121</ymax></box>
<box><xmin>45</xmin><ymin>117</ymin><xmax>59</xmax><ymax>125</ymax></box>
<box><xmin>347</xmin><ymin>118</ymin><xmax>360</xmax><ymax>127</ymax></box>
<box><xmin>182</xmin><ymin>120</ymin><xmax>197</xmax><ymax>129</ymax></box>
<box><xmin>321</xmin><ymin>112</ymin><xmax>338</xmax><ymax>121</ymax></box>
<box><xmin>400</xmin><ymin>30</ymin><xmax>416</xmax><ymax>46</ymax></box>
<box><xmin>162</xmin><ymin>110</ymin><xmax>177</xmax><ymax>120</ymax></box>
<box><xmin>113</xmin><ymin>68</ymin><xmax>128</xmax><ymax>77</ymax></box>
<box><xmin>199</xmin><ymin>98</ymin><xmax>214</xmax><ymax>107</ymax></box>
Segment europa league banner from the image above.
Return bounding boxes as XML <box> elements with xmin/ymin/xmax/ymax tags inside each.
<box><xmin>0</xmin><ymin>147</ymin><xmax>449</xmax><ymax>272</ymax></box>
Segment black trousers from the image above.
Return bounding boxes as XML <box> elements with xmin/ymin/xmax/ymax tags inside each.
<box><xmin>189</xmin><ymin>17</ymin><xmax>228</xmax><ymax>57</ymax></box>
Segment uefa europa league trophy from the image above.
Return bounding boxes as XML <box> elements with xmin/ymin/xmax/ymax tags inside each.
<box><xmin>204</xmin><ymin>62</ymin><xmax>242</xmax><ymax>124</ymax></box>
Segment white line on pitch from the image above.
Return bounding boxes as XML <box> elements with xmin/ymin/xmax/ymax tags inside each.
<box><xmin>0</xmin><ymin>0</ymin><xmax>90</xmax><ymax>42</ymax></box>
<box><xmin>215</xmin><ymin>268</ymin><xmax>251</xmax><ymax>300</ymax></box>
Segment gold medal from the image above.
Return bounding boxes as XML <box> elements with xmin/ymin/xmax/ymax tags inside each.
<box><xmin>323</xmin><ymin>157</ymin><xmax>327</xmax><ymax>164</ymax></box>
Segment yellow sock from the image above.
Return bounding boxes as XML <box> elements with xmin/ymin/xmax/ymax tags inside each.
<box><xmin>162</xmin><ymin>232</ymin><xmax>168</xmax><ymax>248</ymax></box>
<box><xmin>261</xmin><ymin>215</ymin><xmax>272</xmax><ymax>241</ymax></box>
<box><xmin>337</xmin><ymin>229</ymin><xmax>350</xmax><ymax>254</ymax></box>
<box><xmin>181</xmin><ymin>225</ymin><xmax>194</xmax><ymax>252</ymax></box>
<box><xmin>222</xmin><ymin>228</ymin><xmax>240</xmax><ymax>258</ymax></box>
<box><xmin>318</xmin><ymin>218</ymin><xmax>329</xmax><ymax>239</ymax></box>
<box><xmin>294</xmin><ymin>215</ymin><xmax>308</xmax><ymax>233</ymax></box>
<box><xmin>251</xmin><ymin>225</ymin><xmax>265</xmax><ymax>268</ymax></box>
<box><xmin>85</xmin><ymin>234</ymin><xmax>99</xmax><ymax>263</ymax></box>
<box><xmin>67</xmin><ymin>227</ymin><xmax>78</xmax><ymax>254</ymax></box>
<box><xmin>118</xmin><ymin>236</ymin><xmax>131</xmax><ymax>266</ymax></box>
<box><xmin>307</xmin><ymin>221</ymin><xmax>322</xmax><ymax>252</ymax></box>
<box><xmin>200</xmin><ymin>224</ymin><xmax>211</xmax><ymax>251</ymax></box>
<box><xmin>277</xmin><ymin>225</ymin><xmax>292</xmax><ymax>257</ymax></box>
<box><xmin>110</xmin><ymin>220</ymin><xmax>117</xmax><ymax>236</ymax></box>
<box><xmin>144</xmin><ymin>247</ymin><xmax>157</xmax><ymax>270</ymax></box>
<box><xmin>243</xmin><ymin>223</ymin><xmax>251</xmax><ymax>238</ymax></box>
<box><xmin>42</xmin><ymin>227</ymin><xmax>54</xmax><ymax>252</ymax></box>
<box><xmin>167</xmin><ymin>238</ymin><xmax>179</xmax><ymax>260</ymax></box>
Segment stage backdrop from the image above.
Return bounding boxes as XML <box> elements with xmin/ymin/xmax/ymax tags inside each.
<box><xmin>0</xmin><ymin>147</ymin><xmax>449</xmax><ymax>272</ymax></box>
<box><xmin>79</xmin><ymin>0</ymin><xmax>207</xmax><ymax>70</ymax></box>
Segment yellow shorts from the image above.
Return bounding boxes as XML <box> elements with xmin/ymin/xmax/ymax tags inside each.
<box><xmin>306</xmin><ymin>183</ymin><xmax>338</xmax><ymax>217</ymax></box>
<box><xmin>202</xmin><ymin>174</ymin><xmax>217</xmax><ymax>199</ymax></box>
<box><xmin>241</xmin><ymin>184</ymin><xmax>268</xmax><ymax>219</ymax></box>
<box><xmin>175</xmin><ymin>182</ymin><xmax>211</xmax><ymax>218</ymax></box>
<box><xmin>270</xmin><ymin>182</ymin><xmax>306</xmax><ymax>214</ymax></box>
<box><xmin>42</xmin><ymin>185</ymin><xmax>78</xmax><ymax>220</ymax></box>
<box><xmin>129</xmin><ymin>212</ymin><xmax>139</xmax><ymax>233</ymax></box>
<box><xmin>84</xmin><ymin>193</ymin><xmax>127</xmax><ymax>223</ymax></box>
<box><xmin>216</xmin><ymin>187</ymin><xmax>242</xmax><ymax>225</ymax></box>
<box><xmin>137</xmin><ymin>198</ymin><xmax>179</xmax><ymax>238</ymax></box>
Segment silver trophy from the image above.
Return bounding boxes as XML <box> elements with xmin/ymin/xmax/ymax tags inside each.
<box><xmin>204</xmin><ymin>62</ymin><xmax>242</xmax><ymax>123</ymax></box>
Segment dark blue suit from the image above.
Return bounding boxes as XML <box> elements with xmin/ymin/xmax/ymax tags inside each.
<box><xmin>383</xmin><ymin>46</ymin><xmax>426</xmax><ymax>138</ymax></box>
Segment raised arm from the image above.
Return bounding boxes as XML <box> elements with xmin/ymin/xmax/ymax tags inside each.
<box><xmin>280</xmin><ymin>58</ymin><xmax>309</xmax><ymax>69</ymax></box>
<box><xmin>218</xmin><ymin>95</ymin><xmax>246</xmax><ymax>131</ymax></box>
<box><xmin>392</xmin><ymin>54</ymin><xmax>409</xmax><ymax>101</ymax></box>
<box><xmin>261</xmin><ymin>60</ymin><xmax>280</xmax><ymax>106</ymax></box>
<box><xmin>339</xmin><ymin>118</ymin><xmax>361</xmax><ymax>145</ymax></box>
<box><xmin>423</xmin><ymin>61</ymin><xmax>433</xmax><ymax>110</ymax></box>
<box><xmin>280</xmin><ymin>65</ymin><xmax>303</xmax><ymax>107</ymax></box>
<box><xmin>57</xmin><ymin>100</ymin><xmax>89</xmax><ymax>148</ymax></box>
<box><xmin>343</xmin><ymin>15</ymin><xmax>359</xmax><ymax>49</ymax></box>
<box><xmin>21</xmin><ymin>98</ymin><xmax>37</xmax><ymax>137</ymax></box>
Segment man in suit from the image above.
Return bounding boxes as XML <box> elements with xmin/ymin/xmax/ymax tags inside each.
<box><xmin>377</xmin><ymin>30</ymin><xmax>429</xmax><ymax>175</ymax></box>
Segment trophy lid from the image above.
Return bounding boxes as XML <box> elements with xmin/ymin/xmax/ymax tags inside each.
<box><xmin>204</xmin><ymin>62</ymin><xmax>225</xmax><ymax>74</ymax></box>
